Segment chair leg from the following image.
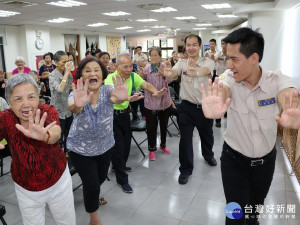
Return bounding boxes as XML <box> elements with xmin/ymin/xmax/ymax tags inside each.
<box><xmin>131</xmin><ymin>135</ymin><xmax>146</xmax><ymax>157</ymax></box>
<box><xmin>167</xmin><ymin>129</ymin><xmax>172</xmax><ymax>137</ymax></box>
<box><xmin>0</xmin><ymin>217</ymin><xmax>7</xmax><ymax>225</ymax></box>
<box><xmin>0</xmin><ymin>158</ymin><xmax>3</xmax><ymax>177</ymax></box>
<box><xmin>170</xmin><ymin>117</ymin><xmax>179</xmax><ymax>131</ymax></box>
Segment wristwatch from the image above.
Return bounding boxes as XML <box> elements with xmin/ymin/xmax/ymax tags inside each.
<box><xmin>62</xmin><ymin>79</ymin><xmax>67</xmax><ymax>83</ymax></box>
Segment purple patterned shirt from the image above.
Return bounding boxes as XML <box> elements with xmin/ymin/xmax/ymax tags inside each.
<box><xmin>143</xmin><ymin>63</ymin><xmax>173</xmax><ymax>110</ymax></box>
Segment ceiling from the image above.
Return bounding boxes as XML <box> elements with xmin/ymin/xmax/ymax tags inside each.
<box><xmin>0</xmin><ymin>0</ymin><xmax>295</xmax><ymax>37</ymax></box>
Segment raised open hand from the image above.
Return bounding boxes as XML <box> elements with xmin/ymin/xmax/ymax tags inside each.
<box><xmin>0</xmin><ymin>143</ymin><xmax>4</xmax><ymax>150</ymax></box>
<box><xmin>200</xmin><ymin>77</ymin><xmax>231</xmax><ymax>119</ymax></box>
<box><xmin>73</xmin><ymin>77</ymin><xmax>93</xmax><ymax>108</ymax></box>
<box><xmin>129</xmin><ymin>92</ymin><xmax>144</xmax><ymax>102</ymax></box>
<box><xmin>109</xmin><ymin>74</ymin><xmax>128</xmax><ymax>101</ymax></box>
<box><xmin>153</xmin><ymin>87</ymin><xmax>168</xmax><ymax>97</ymax></box>
<box><xmin>163</xmin><ymin>60</ymin><xmax>173</xmax><ymax>78</ymax></box>
<box><xmin>186</xmin><ymin>59</ymin><xmax>197</xmax><ymax>77</ymax></box>
<box><xmin>15</xmin><ymin>109</ymin><xmax>56</xmax><ymax>141</ymax></box>
<box><xmin>276</xmin><ymin>90</ymin><xmax>300</xmax><ymax>129</ymax></box>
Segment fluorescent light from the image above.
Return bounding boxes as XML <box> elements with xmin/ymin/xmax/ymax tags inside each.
<box><xmin>174</xmin><ymin>16</ymin><xmax>196</xmax><ymax>20</ymax></box>
<box><xmin>151</xmin><ymin>7</ymin><xmax>177</xmax><ymax>12</ymax></box>
<box><xmin>47</xmin><ymin>0</ymin><xmax>87</xmax><ymax>7</ymax></box>
<box><xmin>87</xmin><ymin>23</ymin><xmax>108</xmax><ymax>27</ymax></box>
<box><xmin>217</xmin><ymin>14</ymin><xmax>237</xmax><ymax>18</ymax></box>
<box><xmin>136</xmin><ymin>19</ymin><xmax>158</xmax><ymax>22</ymax></box>
<box><xmin>47</xmin><ymin>17</ymin><xmax>74</xmax><ymax>23</ymax></box>
<box><xmin>202</xmin><ymin>3</ymin><xmax>231</xmax><ymax>9</ymax></box>
<box><xmin>0</xmin><ymin>10</ymin><xmax>20</xmax><ymax>17</ymax></box>
<box><xmin>150</xmin><ymin>25</ymin><xmax>166</xmax><ymax>28</ymax></box>
<box><xmin>116</xmin><ymin>26</ymin><xmax>132</xmax><ymax>30</ymax></box>
<box><xmin>137</xmin><ymin>29</ymin><xmax>151</xmax><ymax>32</ymax></box>
<box><xmin>193</xmin><ymin>28</ymin><xmax>206</xmax><ymax>30</ymax></box>
<box><xmin>103</xmin><ymin>11</ymin><xmax>131</xmax><ymax>16</ymax></box>
<box><xmin>196</xmin><ymin>23</ymin><xmax>212</xmax><ymax>26</ymax></box>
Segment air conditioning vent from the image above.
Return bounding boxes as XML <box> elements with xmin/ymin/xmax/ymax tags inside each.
<box><xmin>137</xmin><ymin>3</ymin><xmax>164</xmax><ymax>10</ymax></box>
<box><xmin>0</xmin><ymin>0</ymin><xmax>38</xmax><ymax>7</ymax></box>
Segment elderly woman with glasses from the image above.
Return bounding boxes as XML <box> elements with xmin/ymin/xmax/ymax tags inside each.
<box><xmin>12</xmin><ymin>56</ymin><xmax>31</xmax><ymax>75</ymax></box>
<box><xmin>0</xmin><ymin>74</ymin><xmax>75</xmax><ymax>225</ymax></box>
<box><xmin>67</xmin><ymin>57</ymin><xmax>128</xmax><ymax>225</ymax></box>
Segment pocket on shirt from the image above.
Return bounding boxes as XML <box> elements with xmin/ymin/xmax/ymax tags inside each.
<box><xmin>181</xmin><ymin>74</ymin><xmax>192</xmax><ymax>83</ymax></box>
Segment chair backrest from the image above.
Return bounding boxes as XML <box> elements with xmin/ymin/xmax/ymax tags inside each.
<box><xmin>168</xmin><ymin>86</ymin><xmax>181</xmax><ymax>105</ymax></box>
<box><xmin>130</xmin><ymin>120</ymin><xmax>146</xmax><ymax>131</ymax></box>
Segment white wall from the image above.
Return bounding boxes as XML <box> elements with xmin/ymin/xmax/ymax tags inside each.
<box><xmin>251</xmin><ymin>11</ymin><xmax>286</xmax><ymax>71</ymax></box>
<box><xmin>3</xmin><ymin>26</ymin><xmax>126</xmax><ymax>72</ymax></box>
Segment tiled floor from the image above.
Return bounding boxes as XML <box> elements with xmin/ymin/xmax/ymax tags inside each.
<box><xmin>0</xmin><ymin>118</ymin><xmax>300</xmax><ymax>225</ymax></box>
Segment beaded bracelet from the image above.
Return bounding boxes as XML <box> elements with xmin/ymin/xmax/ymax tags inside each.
<box><xmin>44</xmin><ymin>131</ymin><xmax>50</xmax><ymax>144</ymax></box>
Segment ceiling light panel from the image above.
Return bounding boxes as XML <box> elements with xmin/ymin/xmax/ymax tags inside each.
<box><xmin>174</xmin><ymin>16</ymin><xmax>196</xmax><ymax>20</ymax></box>
<box><xmin>151</xmin><ymin>7</ymin><xmax>177</xmax><ymax>12</ymax></box>
<box><xmin>201</xmin><ymin>3</ymin><xmax>231</xmax><ymax>9</ymax></box>
<box><xmin>0</xmin><ymin>10</ymin><xmax>20</xmax><ymax>17</ymax></box>
<box><xmin>136</xmin><ymin>19</ymin><xmax>157</xmax><ymax>22</ymax></box>
<box><xmin>137</xmin><ymin>29</ymin><xmax>151</xmax><ymax>32</ymax></box>
<box><xmin>217</xmin><ymin>14</ymin><xmax>237</xmax><ymax>18</ymax></box>
<box><xmin>47</xmin><ymin>17</ymin><xmax>74</xmax><ymax>23</ymax></box>
<box><xmin>150</xmin><ymin>25</ymin><xmax>166</xmax><ymax>28</ymax></box>
<box><xmin>116</xmin><ymin>26</ymin><xmax>132</xmax><ymax>30</ymax></box>
<box><xmin>193</xmin><ymin>28</ymin><xmax>206</xmax><ymax>30</ymax></box>
<box><xmin>103</xmin><ymin>11</ymin><xmax>131</xmax><ymax>16</ymax></box>
<box><xmin>47</xmin><ymin>0</ymin><xmax>87</xmax><ymax>7</ymax></box>
<box><xmin>87</xmin><ymin>23</ymin><xmax>108</xmax><ymax>27</ymax></box>
<box><xmin>195</xmin><ymin>24</ymin><xmax>212</xmax><ymax>26</ymax></box>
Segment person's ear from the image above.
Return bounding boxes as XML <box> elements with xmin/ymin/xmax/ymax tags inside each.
<box><xmin>250</xmin><ymin>53</ymin><xmax>259</xmax><ymax>64</ymax></box>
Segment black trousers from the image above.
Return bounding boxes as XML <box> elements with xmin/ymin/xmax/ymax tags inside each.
<box><xmin>59</xmin><ymin>115</ymin><xmax>73</xmax><ymax>151</ymax></box>
<box><xmin>221</xmin><ymin>142</ymin><xmax>276</xmax><ymax>225</ymax></box>
<box><xmin>112</xmin><ymin>111</ymin><xmax>131</xmax><ymax>185</ymax></box>
<box><xmin>145</xmin><ymin>108</ymin><xmax>170</xmax><ymax>151</ymax></box>
<box><xmin>131</xmin><ymin>98</ymin><xmax>145</xmax><ymax>118</ymax></box>
<box><xmin>178</xmin><ymin>100</ymin><xmax>214</xmax><ymax>175</ymax></box>
<box><xmin>69</xmin><ymin>147</ymin><xmax>114</xmax><ymax>213</ymax></box>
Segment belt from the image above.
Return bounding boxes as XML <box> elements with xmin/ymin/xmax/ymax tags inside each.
<box><xmin>223</xmin><ymin>142</ymin><xmax>276</xmax><ymax>166</ymax></box>
<box><xmin>182</xmin><ymin>100</ymin><xmax>202</xmax><ymax>108</ymax></box>
<box><xmin>114</xmin><ymin>108</ymin><xmax>129</xmax><ymax>115</ymax></box>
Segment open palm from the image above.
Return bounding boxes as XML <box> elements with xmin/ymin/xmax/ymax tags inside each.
<box><xmin>200</xmin><ymin>78</ymin><xmax>230</xmax><ymax>119</ymax></box>
<box><xmin>15</xmin><ymin>109</ymin><xmax>56</xmax><ymax>141</ymax></box>
<box><xmin>109</xmin><ymin>75</ymin><xmax>128</xmax><ymax>101</ymax></box>
<box><xmin>276</xmin><ymin>90</ymin><xmax>300</xmax><ymax>129</ymax></box>
<box><xmin>73</xmin><ymin>77</ymin><xmax>93</xmax><ymax>108</ymax></box>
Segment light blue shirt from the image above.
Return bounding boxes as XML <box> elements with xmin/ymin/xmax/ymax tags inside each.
<box><xmin>67</xmin><ymin>85</ymin><xmax>115</xmax><ymax>156</ymax></box>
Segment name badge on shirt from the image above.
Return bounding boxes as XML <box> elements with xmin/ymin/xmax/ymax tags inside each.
<box><xmin>183</xmin><ymin>71</ymin><xmax>187</xmax><ymax>75</ymax></box>
<box><xmin>257</xmin><ymin>97</ymin><xmax>276</xmax><ymax>107</ymax></box>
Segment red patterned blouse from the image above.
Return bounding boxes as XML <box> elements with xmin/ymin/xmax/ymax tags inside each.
<box><xmin>0</xmin><ymin>104</ymin><xmax>67</xmax><ymax>191</ymax></box>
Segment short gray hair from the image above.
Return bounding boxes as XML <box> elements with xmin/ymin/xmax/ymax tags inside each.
<box><xmin>5</xmin><ymin>74</ymin><xmax>39</xmax><ymax>103</ymax></box>
<box><xmin>149</xmin><ymin>46</ymin><xmax>162</xmax><ymax>57</ymax></box>
<box><xmin>15</xmin><ymin>56</ymin><xmax>25</xmax><ymax>64</ymax></box>
<box><xmin>116</xmin><ymin>53</ymin><xmax>131</xmax><ymax>66</ymax></box>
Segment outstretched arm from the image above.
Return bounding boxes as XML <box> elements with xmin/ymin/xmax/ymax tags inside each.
<box><xmin>141</xmin><ymin>81</ymin><xmax>167</xmax><ymax>98</ymax></box>
<box><xmin>276</xmin><ymin>89</ymin><xmax>300</xmax><ymax>129</ymax></box>
<box><xmin>200</xmin><ymin>77</ymin><xmax>231</xmax><ymax>119</ymax></box>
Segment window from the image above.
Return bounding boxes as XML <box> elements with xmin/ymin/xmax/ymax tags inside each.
<box><xmin>147</xmin><ymin>38</ymin><xmax>174</xmax><ymax>59</ymax></box>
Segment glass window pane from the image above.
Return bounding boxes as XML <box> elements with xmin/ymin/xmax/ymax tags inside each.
<box><xmin>161</xmin><ymin>39</ymin><xmax>167</xmax><ymax>48</ymax></box>
<box><xmin>167</xmin><ymin>38</ymin><xmax>174</xmax><ymax>47</ymax></box>
<box><xmin>148</xmin><ymin>40</ymin><xmax>153</xmax><ymax>49</ymax></box>
<box><xmin>162</xmin><ymin>50</ymin><xmax>167</xmax><ymax>59</ymax></box>
<box><xmin>168</xmin><ymin>50</ymin><xmax>173</xmax><ymax>58</ymax></box>
<box><xmin>154</xmin><ymin>39</ymin><xmax>160</xmax><ymax>46</ymax></box>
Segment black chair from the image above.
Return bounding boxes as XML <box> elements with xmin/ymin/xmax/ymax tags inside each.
<box><xmin>0</xmin><ymin>145</ymin><xmax>11</xmax><ymax>177</ymax></box>
<box><xmin>168</xmin><ymin>87</ymin><xmax>181</xmax><ymax>132</ymax></box>
<box><xmin>130</xmin><ymin>120</ymin><xmax>147</xmax><ymax>157</ymax></box>
<box><xmin>0</xmin><ymin>205</ymin><xmax>7</xmax><ymax>225</ymax></box>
